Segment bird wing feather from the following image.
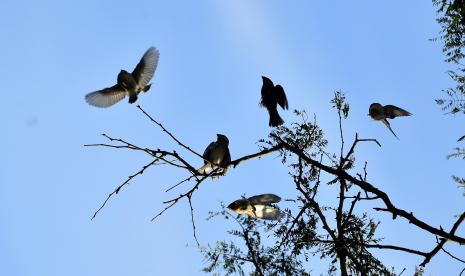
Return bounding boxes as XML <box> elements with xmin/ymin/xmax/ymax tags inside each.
<box><xmin>202</xmin><ymin>141</ymin><xmax>217</xmax><ymax>164</ymax></box>
<box><xmin>220</xmin><ymin>148</ymin><xmax>231</xmax><ymax>167</ymax></box>
<box><xmin>85</xmin><ymin>84</ymin><xmax>126</xmax><ymax>108</ymax></box>
<box><xmin>131</xmin><ymin>47</ymin><xmax>159</xmax><ymax>88</ymax></box>
<box><xmin>384</xmin><ymin>105</ymin><xmax>411</xmax><ymax>118</ymax></box>
<box><xmin>247</xmin><ymin>194</ymin><xmax>281</xmax><ymax>205</ymax></box>
<box><xmin>274</xmin><ymin>85</ymin><xmax>289</xmax><ymax>110</ymax></box>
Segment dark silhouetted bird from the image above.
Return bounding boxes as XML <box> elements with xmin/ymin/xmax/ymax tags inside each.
<box><xmin>198</xmin><ymin>134</ymin><xmax>231</xmax><ymax>175</ymax></box>
<box><xmin>369</xmin><ymin>103</ymin><xmax>411</xmax><ymax>139</ymax></box>
<box><xmin>260</xmin><ymin>76</ymin><xmax>289</xmax><ymax>127</ymax></box>
<box><xmin>228</xmin><ymin>194</ymin><xmax>282</xmax><ymax>220</ymax></box>
<box><xmin>85</xmin><ymin>47</ymin><xmax>160</xmax><ymax>107</ymax></box>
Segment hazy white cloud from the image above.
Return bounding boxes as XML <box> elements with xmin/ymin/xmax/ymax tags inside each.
<box><xmin>212</xmin><ymin>1</ymin><xmax>292</xmax><ymax>71</ymax></box>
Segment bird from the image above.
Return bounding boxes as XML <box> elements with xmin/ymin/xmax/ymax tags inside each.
<box><xmin>85</xmin><ymin>47</ymin><xmax>160</xmax><ymax>107</ymax></box>
<box><xmin>227</xmin><ymin>194</ymin><xmax>282</xmax><ymax>220</ymax></box>
<box><xmin>260</xmin><ymin>76</ymin><xmax>289</xmax><ymax>127</ymax></box>
<box><xmin>368</xmin><ymin>103</ymin><xmax>411</xmax><ymax>139</ymax></box>
<box><xmin>198</xmin><ymin>134</ymin><xmax>231</xmax><ymax>175</ymax></box>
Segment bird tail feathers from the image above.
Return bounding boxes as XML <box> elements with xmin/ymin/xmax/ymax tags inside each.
<box><xmin>269</xmin><ymin>108</ymin><xmax>284</xmax><ymax>127</ymax></box>
<box><xmin>143</xmin><ymin>84</ymin><xmax>152</xmax><ymax>92</ymax></box>
<box><xmin>197</xmin><ymin>163</ymin><xmax>212</xmax><ymax>174</ymax></box>
<box><xmin>128</xmin><ymin>91</ymin><xmax>138</xmax><ymax>104</ymax></box>
<box><xmin>381</xmin><ymin>119</ymin><xmax>399</xmax><ymax>140</ymax></box>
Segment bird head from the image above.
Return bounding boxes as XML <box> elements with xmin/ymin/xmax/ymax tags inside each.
<box><xmin>216</xmin><ymin>134</ymin><xmax>229</xmax><ymax>145</ymax></box>
<box><xmin>227</xmin><ymin>199</ymin><xmax>252</xmax><ymax>214</ymax></box>
<box><xmin>261</xmin><ymin>76</ymin><xmax>274</xmax><ymax>86</ymax></box>
<box><xmin>368</xmin><ymin>103</ymin><xmax>383</xmax><ymax>118</ymax></box>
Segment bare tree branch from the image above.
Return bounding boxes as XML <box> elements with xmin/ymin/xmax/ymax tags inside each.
<box><xmin>298</xmin><ymin>238</ymin><xmax>428</xmax><ymax>257</ymax></box>
<box><xmin>137</xmin><ymin>105</ymin><xmax>205</xmax><ymax>160</ymax></box>
<box><xmin>420</xmin><ymin>212</ymin><xmax>465</xmax><ymax>266</ymax></box>
<box><xmin>91</xmin><ymin>157</ymin><xmax>161</xmax><ymax>220</ymax></box>
<box><xmin>188</xmin><ymin>195</ymin><xmax>200</xmax><ymax>246</ymax></box>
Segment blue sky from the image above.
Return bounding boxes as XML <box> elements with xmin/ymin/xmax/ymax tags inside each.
<box><xmin>1</xmin><ymin>0</ymin><xmax>464</xmax><ymax>275</ymax></box>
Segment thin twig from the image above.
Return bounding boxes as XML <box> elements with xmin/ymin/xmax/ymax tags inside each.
<box><xmin>297</xmin><ymin>239</ymin><xmax>428</xmax><ymax>256</ymax></box>
<box><xmin>342</xmin><ymin>133</ymin><xmax>381</xmax><ymax>167</ymax></box>
<box><xmin>279</xmin><ymin>203</ymin><xmax>310</xmax><ymax>247</ymax></box>
<box><xmin>441</xmin><ymin>246</ymin><xmax>465</xmax><ymax>264</ymax></box>
<box><xmin>228</xmin><ymin>144</ymin><xmax>285</xmax><ymax>168</ymax></box>
<box><xmin>165</xmin><ymin>175</ymin><xmax>198</xmax><ymax>193</ymax></box>
<box><xmin>137</xmin><ymin>105</ymin><xmax>205</xmax><ymax>160</ymax></box>
<box><xmin>91</xmin><ymin>158</ymin><xmax>161</xmax><ymax>220</ymax></box>
<box><xmin>342</xmin><ymin>192</ymin><xmax>361</xmax><ymax>228</ymax></box>
<box><xmin>151</xmin><ymin>201</ymin><xmax>177</xmax><ymax>221</ymax></box>
<box><xmin>420</xmin><ymin>212</ymin><xmax>465</xmax><ymax>266</ymax></box>
<box><xmin>188</xmin><ymin>195</ymin><xmax>200</xmax><ymax>246</ymax></box>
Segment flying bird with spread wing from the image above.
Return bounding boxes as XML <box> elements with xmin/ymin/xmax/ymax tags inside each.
<box><xmin>85</xmin><ymin>47</ymin><xmax>160</xmax><ymax>107</ymax></box>
<box><xmin>198</xmin><ymin>134</ymin><xmax>231</xmax><ymax>175</ymax></box>
<box><xmin>227</xmin><ymin>194</ymin><xmax>282</xmax><ymax>220</ymax></box>
<box><xmin>369</xmin><ymin>103</ymin><xmax>411</xmax><ymax>139</ymax></box>
<box><xmin>260</xmin><ymin>76</ymin><xmax>289</xmax><ymax>127</ymax></box>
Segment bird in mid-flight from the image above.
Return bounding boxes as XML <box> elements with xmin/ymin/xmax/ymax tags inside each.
<box><xmin>198</xmin><ymin>134</ymin><xmax>231</xmax><ymax>175</ymax></box>
<box><xmin>227</xmin><ymin>193</ymin><xmax>282</xmax><ymax>220</ymax></box>
<box><xmin>85</xmin><ymin>47</ymin><xmax>160</xmax><ymax>108</ymax></box>
<box><xmin>369</xmin><ymin>103</ymin><xmax>411</xmax><ymax>139</ymax></box>
<box><xmin>260</xmin><ymin>76</ymin><xmax>289</xmax><ymax>127</ymax></box>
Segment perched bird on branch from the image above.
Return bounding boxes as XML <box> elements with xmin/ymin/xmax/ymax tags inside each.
<box><xmin>369</xmin><ymin>103</ymin><xmax>411</xmax><ymax>139</ymax></box>
<box><xmin>85</xmin><ymin>47</ymin><xmax>160</xmax><ymax>107</ymax></box>
<box><xmin>227</xmin><ymin>194</ymin><xmax>282</xmax><ymax>220</ymax></box>
<box><xmin>198</xmin><ymin>134</ymin><xmax>231</xmax><ymax>175</ymax></box>
<box><xmin>260</xmin><ymin>76</ymin><xmax>289</xmax><ymax>127</ymax></box>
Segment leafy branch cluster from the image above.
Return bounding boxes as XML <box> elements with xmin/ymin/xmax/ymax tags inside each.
<box><xmin>434</xmin><ymin>0</ymin><xmax>465</xmax><ymax>114</ymax></box>
<box><xmin>433</xmin><ymin>0</ymin><xmax>465</xmax><ymax>195</ymax></box>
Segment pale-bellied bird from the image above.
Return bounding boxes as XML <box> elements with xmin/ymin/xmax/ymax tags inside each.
<box><xmin>227</xmin><ymin>193</ymin><xmax>282</xmax><ymax>220</ymax></box>
<box><xmin>369</xmin><ymin>103</ymin><xmax>411</xmax><ymax>139</ymax></box>
<box><xmin>198</xmin><ymin>134</ymin><xmax>231</xmax><ymax>175</ymax></box>
<box><xmin>85</xmin><ymin>47</ymin><xmax>160</xmax><ymax>107</ymax></box>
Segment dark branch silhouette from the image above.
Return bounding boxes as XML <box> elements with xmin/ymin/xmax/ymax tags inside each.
<box><xmin>87</xmin><ymin>95</ymin><xmax>465</xmax><ymax>274</ymax></box>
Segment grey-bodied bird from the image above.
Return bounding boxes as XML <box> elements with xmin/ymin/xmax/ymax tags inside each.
<box><xmin>369</xmin><ymin>103</ymin><xmax>411</xmax><ymax>139</ymax></box>
<box><xmin>260</xmin><ymin>76</ymin><xmax>289</xmax><ymax>127</ymax></box>
<box><xmin>227</xmin><ymin>194</ymin><xmax>282</xmax><ymax>220</ymax></box>
<box><xmin>85</xmin><ymin>47</ymin><xmax>160</xmax><ymax>107</ymax></box>
<box><xmin>198</xmin><ymin>134</ymin><xmax>231</xmax><ymax>175</ymax></box>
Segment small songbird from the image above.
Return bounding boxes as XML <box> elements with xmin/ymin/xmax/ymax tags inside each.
<box><xmin>369</xmin><ymin>103</ymin><xmax>411</xmax><ymax>139</ymax></box>
<box><xmin>198</xmin><ymin>134</ymin><xmax>231</xmax><ymax>175</ymax></box>
<box><xmin>227</xmin><ymin>194</ymin><xmax>282</xmax><ymax>220</ymax></box>
<box><xmin>85</xmin><ymin>47</ymin><xmax>160</xmax><ymax>107</ymax></box>
<box><xmin>260</xmin><ymin>76</ymin><xmax>289</xmax><ymax>127</ymax></box>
